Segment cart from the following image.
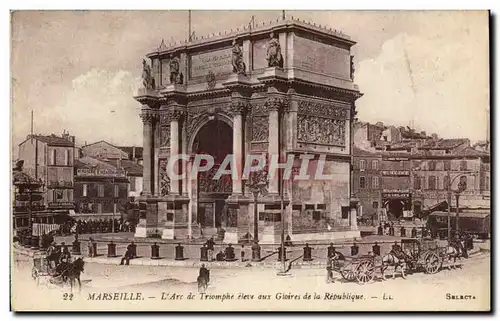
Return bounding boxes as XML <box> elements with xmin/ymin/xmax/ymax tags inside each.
<box><xmin>32</xmin><ymin>256</ymin><xmax>53</xmax><ymax>286</ymax></box>
<box><xmin>331</xmin><ymin>254</ymin><xmax>379</xmax><ymax>284</ymax></box>
<box><xmin>400</xmin><ymin>238</ymin><xmax>443</xmax><ymax>274</ymax></box>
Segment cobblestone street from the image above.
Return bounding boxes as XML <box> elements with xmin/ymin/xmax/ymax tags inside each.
<box><xmin>12</xmin><ymin>241</ymin><xmax>490</xmax><ymax>311</ymax></box>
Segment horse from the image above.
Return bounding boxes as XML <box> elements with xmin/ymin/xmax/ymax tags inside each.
<box><xmin>54</xmin><ymin>258</ymin><xmax>85</xmax><ymax>293</ymax></box>
<box><xmin>444</xmin><ymin>240</ymin><xmax>467</xmax><ymax>267</ymax></box>
<box><xmin>381</xmin><ymin>252</ymin><xmax>407</xmax><ymax>279</ymax></box>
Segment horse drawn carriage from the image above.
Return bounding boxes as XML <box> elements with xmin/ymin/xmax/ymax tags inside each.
<box><xmin>329</xmin><ymin>238</ymin><xmax>448</xmax><ymax>284</ymax></box>
<box><xmin>31</xmin><ymin>253</ymin><xmax>85</xmax><ymax>292</ymax></box>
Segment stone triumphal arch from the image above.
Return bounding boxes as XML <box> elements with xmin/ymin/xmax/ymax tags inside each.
<box><xmin>134</xmin><ymin>18</ymin><xmax>363</xmax><ymax>243</ymax></box>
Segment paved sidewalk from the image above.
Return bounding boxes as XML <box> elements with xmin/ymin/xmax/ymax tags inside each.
<box><xmin>14</xmin><ymin>237</ymin><xmax>487</xmax><ymax>269</ymax></box>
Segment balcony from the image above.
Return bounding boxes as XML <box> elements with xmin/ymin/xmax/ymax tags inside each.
<box><xmin>48</xmin><ymin>202</ymin><xmax>74</xmax><ymax>209</ymax></box>
<box><xmin>47</xmin><ymin>181</ymin><xmax>74</xmax><ymax>189</ymax></box>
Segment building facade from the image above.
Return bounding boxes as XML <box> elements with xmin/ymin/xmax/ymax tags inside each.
<box><xmin>82</xmin><ymin>141</ymin><xmax>144</xmax><ymax>200</ymax></box>
<box><xmin>18</xmin><ymin>133</ymin><xmax>75</xmax><ymax>215</ymax></box>
<box><xmin>74</xmin><ymin>156</ymin><xmax>129</xmax><ymax>220</ymax></box>
<box><xmin>352</xmin><ymin>146</ymin><xmax>382</xmax><ymax>220</ymax></box>
<box><xmin>134</xmin><ymin>18</ymin><xmax>362</xmax><ymax>242</ymax></box>
<box><xmin>411</xmin><ymin>144</ymin><xmax>490</xmax><ymax>212</ymax></box>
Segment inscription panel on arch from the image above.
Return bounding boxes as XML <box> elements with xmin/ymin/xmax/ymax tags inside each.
<box><xmin>189</xmin><ymin>48</ymin><xmax>232</xmax><ymax>79</ymax></box>
<box><xmin>293</xmin><ymin>35</ymin><xmax>350</xmax><ymax>79</ymax></box>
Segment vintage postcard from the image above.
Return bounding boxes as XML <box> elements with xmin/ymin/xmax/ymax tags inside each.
<box><xmin>10</xmin><ymin>10</ymin><xmax>490</xmax><ymax>312</ymax></box>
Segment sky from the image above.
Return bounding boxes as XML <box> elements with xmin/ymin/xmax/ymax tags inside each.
<box><xmin>10</xmin><ymin>10</ymin><xmax>490</xmax><ymax>153</ymax></box>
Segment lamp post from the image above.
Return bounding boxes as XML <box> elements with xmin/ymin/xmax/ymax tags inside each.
<box><xmin>446</xmin><ymin>169</ymin><xmax>468</xmax><ymax>241</ymax></box>
<box><xmin>245</xmin><ymin>169</ymin><xmax>268</xmax><ymax>261</ymax></box>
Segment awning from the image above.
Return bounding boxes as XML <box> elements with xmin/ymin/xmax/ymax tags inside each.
<box><xmin>429</xmin><ymin>211</ymin><xmax>490</xmax><ymax>219</ymax></box>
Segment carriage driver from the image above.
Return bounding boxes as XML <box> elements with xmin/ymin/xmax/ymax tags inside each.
<box><xmin>390</xmin><ymin>241</ymin><xmax>405</xmax><ymax>260</ymax></box>
<box><xmin>46</xmin><ymin>241</ymin><xmax>59</xmax><ymax>269</ymax></box>
<box><xmin>60</xmin><ymin>242</ymin><xmax>71</xmax><ymax>263</ymax></box>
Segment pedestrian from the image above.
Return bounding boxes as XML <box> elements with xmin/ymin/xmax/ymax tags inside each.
<box><xmin>207</xmin><ymin>237</ymin><xmax>215</xmax><ymax>261</ymax></box>
<box><xmin>326</xmin><ymin>256</ymin><xmax>334</xmax><ymax>283</ymax></box>
<box><xmin>240</xmin><ymin>244</ymin><xmax>245</xmax><ymax>262</ymax></box>
<box><xmin>88</xmin><ymin>238</ymin><xmax>94</xmax><ymax>258</ymax></box>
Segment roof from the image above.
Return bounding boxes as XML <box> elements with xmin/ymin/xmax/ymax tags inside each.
<box><xmin>430</xmin><ymin>211</ymin><xmax>490</xmax><ymax>219</ymax></box>
<box><xmin>386</xmin><ymin>141</ymin><xmax>415</xmax><ymax>150</ymax></box>
<box><xmin>121</xmin><ymin>159</ymin><xmax>143</xmax><ymax>176</ymax></box>
<box><xmin>454</xmin><ymin>147</ymin><xmax>490</xmax><ymax>158</ymax></box>
<box><xmin>420</xmin><ymin>139</ymin><xmax>469</xmax><ymax>150</ymax></box>
<box><xmin>118</xmin><ymin>146</ymin><xmax>143</xmax><ymax>160</ymax></box>
<box><xmin>353</xmin><ymin>146</ymin><xmax>381</xmax><ymax>157</ymax></box>
<box><xmin>20</xmin><ymin>134</ymin><xmax>75</xmax><ymax>147</ymax></box>
<box><xmin>75</xmin><ymin>156</ymin><xmax>119</xmax><ymax>171</ymax></box>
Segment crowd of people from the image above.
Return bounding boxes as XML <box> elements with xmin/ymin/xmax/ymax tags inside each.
<box><xmin>69</xmin><ymin>218</ymin><xmax>137</xmax><ymax>235</ymax></box>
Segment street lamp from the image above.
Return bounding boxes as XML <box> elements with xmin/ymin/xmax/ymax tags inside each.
<box><xmin>245</xmin><ymin>168</ymin><xmax>268</xmax><ymax>261</ymax></box>
<box><xmin>446</xmin><ymin>169</ymin><xmax>469</xmax><ymax>242</ymax></box>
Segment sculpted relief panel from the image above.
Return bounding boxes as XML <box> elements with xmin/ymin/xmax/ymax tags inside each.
<box><xmin>160</xmin><ymin>125</ymin><xmax>171</xmax><ymax>148</ymax></box>
<box><xmin>252</xmin><ymin>116</ymin><xmax>268</xmax><ymax>142</ymax></box>
<box><xmin>297</xmin><ymin>115</ymin><xmax>346</xmax><ymax>146</ymax></box>
<box><xmin>190</xmin><ymin>48</ymin><xmax>233</xmax><ymax>79</ymax></box>
<box><xmin>293</xmin><ymin>35</ymin><xmax>350</xmax><ymax>79</ymax></box>
<box><xmin>296</xmin><ymin>101</ymin><xmax>348</xmax><ymax>147</ymax></box>
<box><xmin>159</xmin><ymin>159</ymin><xmax>170</xmax><ymax>196</ymax></box>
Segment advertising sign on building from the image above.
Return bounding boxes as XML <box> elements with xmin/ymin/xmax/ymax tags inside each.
<box><xmin>381</xmin><ymin>170</ymin><xmax>410</xmax><ymax>176</ymax></box>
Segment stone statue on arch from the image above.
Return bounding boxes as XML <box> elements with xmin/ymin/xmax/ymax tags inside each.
<box><xmin>169</xmin><ymin>54</ymin><xmax>184</xmax><ymax>85</ymax></box>
<box><xmin>142</xmin><ymin>59</ymin><xmax>155</xmax><ymax>90</ymax></box>
<box><xmin>266</xmin><ymin>32</ymin><xmax>283</xmax><ymax>68</ymax></box>
<box><xmin>231</xmin><ymin>38</ymin><xmax>246</xmax><ymax>75</ymax></box>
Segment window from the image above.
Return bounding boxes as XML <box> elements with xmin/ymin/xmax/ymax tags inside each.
<box><xmin>460</xmin><ymin>160</ymin><xmax>468</xmax><ymax>171</ymax></box>
<box><xmin>341</xmin><ymin>206</ymin><xmax>350</xmax><ymax>219</ymax></box>
<box><xmin>82</xmin><ymin>184</ymin><xmax>87</xmax><ymax>197</ymax></box>
<box><xmin>428</xmin><ymin>176</ymin><xmax>436</xmax><ymax>190</ymax></box>
<box><xmin>359</xmin><ymin>176</ymin><xmax>366</xmax><ymax>189</ymax></box>
<box><xmin>372</xmin><ymin>201</ymin><xmax>379</xmax><ymax>209</ymax></box>
<box><xmin>114</xmin><ymin>184</ymin><xmax>119</xmax><ymax>197</ymax></box>
<box><xmin>443</xmin><ymin>175</ymin><xmax>450</xmax><ymax>190</ymax></box>
<box><xmin>485</xmin><ymin>175</ymin><xmax>490</xmax><ymax>191</ymax></box>
<box><xmin>64</xmin><ymin>149</ymin><xmax>69</xmax><ymax>166</ymax></box>
<box><xmin>428</xmin><ymin>161</ymin><xmax>436</xmax><ymax>171</ymax></box>
<box><xmin>458</xmin><ymin>175</ymin><xmax>467</xmax><ymax>191</ymax></box>
<box><xmin>414</xmin><ymin>177</ymin><xmax>421</xmax><ymax>190</ymax></box>
<box><xmin>54</xmin><ymin>190</ymin><xmax>64</xmax><ymax>200</ymax></box>
<box><xmin>49</xmin><ymin>149</ymin><xmax>56</xmax><ymax>165</ymax></box>
<box><xmin>312</xmin><ymin>211</ymin><xmax>321</xmax><ymax>221</ymax></box>
<box><xmin>383</xmin><ymin>135</ymin><xmax>388</xmax><ymax>141</ymax></box>
<box><xmin>372</xmin><ymin>176</ymin><xmax>379</xmax><ymax>189</ymax></box>
<box><xmin>371</xmin><ymin>160</ymin><xmax>379</xmax><ymax>170</ymax></box>
<box><xmin>98</xmin><ymin>184</ymin><xmax>104</xmax><ymax>197</ymax></box>
<box><xmin>130</xmin><ymin>178</ymin><xmax>136</xmax><ymax>192</ymax></box>
<box><xmin>359</xmin><ymin>160</ymin><xmax>366</xmax><ymax>171</ymax></box>
<box><xmin>444</xmin><ymin>161</ymin><xmax>451</xmax><ymax>171</ymax></box>
<box><xmin>97</xmin><ymin>203</ymin><xmax>102</xmax><ymax>214</ymax></box>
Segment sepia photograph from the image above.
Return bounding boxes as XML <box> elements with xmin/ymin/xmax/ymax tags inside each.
<box><xmin>9</xmin><ymin>9</ymin><xmax>491</xmax><ymax>312</ymax></box>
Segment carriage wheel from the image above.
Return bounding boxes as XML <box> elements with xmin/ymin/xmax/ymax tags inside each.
<box><xmin>424</xmin><ymin>252</ymin><xmax>441</xmax><ymax>274</ymax></box>
<box><xmin>340</xmin><ymin>261</ymin><xmax>357</xmax><ymax>282</ymax></box>
<box><xmin>356</xmin><ymin>261</ymin><xmax>375</xmax><ymax>284</ymax></box>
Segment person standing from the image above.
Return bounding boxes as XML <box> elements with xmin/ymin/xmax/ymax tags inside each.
<box><xmin>240</xmin><ymin>244</ymin><xmax>245</xmax><ymax>262</ymax></box>
<box><xmin>207</xmin><ymin>237</ymin><xmax>215</xmax><ymax>262</ymax></box>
